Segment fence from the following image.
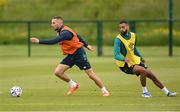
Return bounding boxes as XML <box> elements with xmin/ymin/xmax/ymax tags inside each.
<box><xmin>0</xmin><ymin>19</ymin><xmax>180</xmax><ymax>57</ymax></box>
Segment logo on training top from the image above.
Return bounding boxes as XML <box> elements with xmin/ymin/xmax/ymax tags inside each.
<box><xmin>128</xmin><ymin>42</ymin><xmax>134</xmax><ymax>51</ymax></box>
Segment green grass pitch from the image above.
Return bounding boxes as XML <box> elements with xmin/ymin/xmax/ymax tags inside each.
<box><xmin>0</xmin><ymin>45</ymin><xmax>180</xmax><ymax>111</ymax></box>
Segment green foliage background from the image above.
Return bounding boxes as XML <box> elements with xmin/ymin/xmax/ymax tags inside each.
<box><xmin>0</xmin><ymin>0</ymin><xmax>180</xmax><ymax>45</ymax></box>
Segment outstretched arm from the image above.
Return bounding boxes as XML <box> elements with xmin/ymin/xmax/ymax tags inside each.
<box><xmin>30</xmin><ymin>30</ymin><xmax>72</xmax><ymax>44</ymax></box>
<box><xmin>31</xmin><ymin>36</ymin><xmax>61</xmax><ymax>44</ymax></box>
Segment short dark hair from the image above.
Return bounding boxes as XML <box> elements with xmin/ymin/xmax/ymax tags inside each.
<box><xmin>119</xmin><ymin>20</ymin><xmax>128</xmax><ymax>24</ymax></box>
<box><xmin>52</xmin><ymin>16</ymin><xmax>63</xmax><ymax>21</ymax></box>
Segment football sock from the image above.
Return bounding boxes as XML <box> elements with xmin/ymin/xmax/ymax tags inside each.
<box><xmin>68</xmin><ymin>80</ymin><xmax>77</xmax><ymax>88</ymax></box>
<box><xmin>161</xmin><ymin>87</ymin><xmax>169</xmax><ymax>95</ymax></box>
<box><xmin>142</xmin><ymin>87</ymin><xmax>148</xmax><ymax>93</ymax></box>
<box><xmin>101</xmin><ymin>87</ymin><xmax>108</xmax><ymax>93</ymax></box>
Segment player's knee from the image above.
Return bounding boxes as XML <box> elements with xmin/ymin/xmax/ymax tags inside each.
<box><xmin>85</xmin><ymin>69</ymin><xmax>95</xmax><ymax>79</ymax></box>
<box><xmin>140</xmin><ymin>68</ymin><xmax>148</xmax><ymax>76</ymax></box>
<box><xmin>88</xmin><ymin>74</ymin><xmax>93</xmax><ymax>79</ymax></box>
<box><xmin>54</xmin><ymin>71</ymin><xmax>59</xmax><ymax>76</ymax></box>
<box><xmin>54</xmin><ymin>70</ymin><xmax>63</xmax><ymax>77</ymax></box>
<box><xmin>87</xmin><ymin>73</ymin><xmax>95</xmax><ymax>80</ymax></box>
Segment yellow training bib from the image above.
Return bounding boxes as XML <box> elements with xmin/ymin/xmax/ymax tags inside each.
<box><xmin>115</xmin><ymin>32</ymin><xmax>141</xmax><ymax>67</ymax></box>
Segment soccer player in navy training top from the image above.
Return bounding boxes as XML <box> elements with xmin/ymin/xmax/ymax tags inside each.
<box><xmin>114</xmin><ymin>20</ymin><xmax>177</xmax><ymax>98</ymax></box>
<box><xmin>31</xmin><ymin>16</ymin><xmax>109</xmax><ymax>96</ymax></box>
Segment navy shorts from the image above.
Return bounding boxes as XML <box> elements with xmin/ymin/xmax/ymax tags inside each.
<box><xmin>120</xmin><ymin>62</ymin><xmax>147</xmax><ymax>76</ymax></box>
<box><xmin>60</xmin><ymin>48</ymin><xmax>91</xmax><ymax>70</ymax></box>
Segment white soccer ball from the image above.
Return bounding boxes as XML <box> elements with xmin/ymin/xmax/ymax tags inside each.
<box><xmin>10</xmin><ymin>86</ymin><xmax>22</xmax><ymax>97</ymax></box>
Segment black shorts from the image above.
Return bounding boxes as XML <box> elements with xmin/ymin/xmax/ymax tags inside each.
<box><xmin>120</xmin><ymin>62</ymin><xmax>147</xmax><ymax>76</ymax></box>
<box><xmin>60</xmin><ymin>48</ymin><xmax>91</xmax><ymax>70</ymax></box>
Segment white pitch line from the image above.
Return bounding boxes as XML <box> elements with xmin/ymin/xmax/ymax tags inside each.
<box><xmin>0</xmin><ymin>103</ymin><xmax>180</xmax><ymax>106</ymax></box>
<box><xmin>0</xmin><ymin>111</ymin><xmax>178</xmax><ymax>112</ymax></box>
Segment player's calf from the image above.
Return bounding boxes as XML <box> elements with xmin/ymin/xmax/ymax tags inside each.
<box><xmin>85</xmin><ymin>69</ymin><xmax>110</xmax><ymax>96</ymax></box>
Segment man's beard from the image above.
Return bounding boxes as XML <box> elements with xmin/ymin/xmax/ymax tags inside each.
<box><xmin>121</xmin><ymin>30</ymin><xmax>128</xmax><ymax>34</ymax></box>
<box><xmin>54</xmin><ymin>28</ymin><xmax>59</xmax><ymax>31</ymax></box>
<box><xmin>54</xmin><ymin>25</ymin><xmax>64</xmax><ymax>32</ymax></box>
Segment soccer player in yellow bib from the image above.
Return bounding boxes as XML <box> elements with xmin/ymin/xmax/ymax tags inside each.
<box><xmin>114</xmin><ymin>20</ymin><xmax>177</xmax><ymax>98</ymax></box>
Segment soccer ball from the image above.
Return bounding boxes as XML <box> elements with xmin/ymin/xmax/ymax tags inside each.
<box><xmin>10</xmin><ymin>86</ymin><xmax>22</xmax><ymax>97</ymax></box>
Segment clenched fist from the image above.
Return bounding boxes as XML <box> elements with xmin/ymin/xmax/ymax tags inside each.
<box><xmin>30</xmin><ymin>37</ymin><xmax>39</xmax><ymax>43</ymax></box>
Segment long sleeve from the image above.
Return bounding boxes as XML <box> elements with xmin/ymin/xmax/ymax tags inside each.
<box><xmin>114</xmin><ymin>38</ymin><xmax>125</xmax><ymax>61</ymax></box>
<box><xmin>39</xmin><ymin>30</ymin><xmax>73</xmax><ymax>45</ymax></box>
<box><xmin>77</xmin><ymin>34</ymin><xmax>88</xmax><ymax>48</ymax></box>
